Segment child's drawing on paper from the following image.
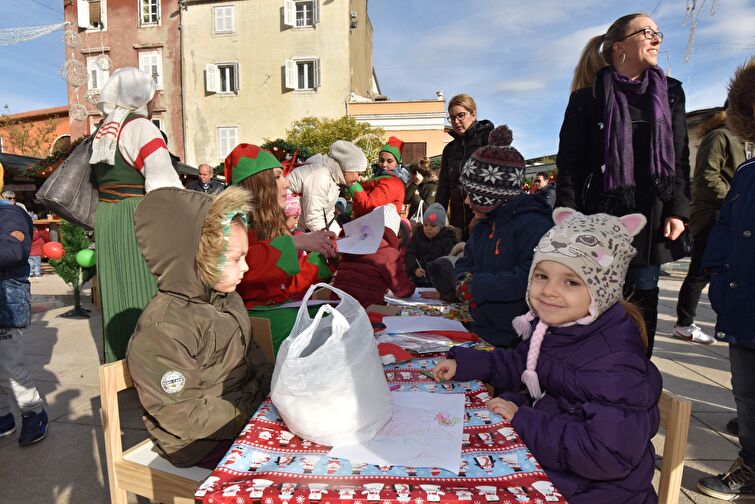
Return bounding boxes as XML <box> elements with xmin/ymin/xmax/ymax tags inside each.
<box><xmin>329</xmin><ymin>392</ymin><xmax>465</xmax><ymax>474</ymax></box>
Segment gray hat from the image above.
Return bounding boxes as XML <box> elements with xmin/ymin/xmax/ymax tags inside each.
<box><xmin>329</xmin><ymin>140</ymin><xmax>367</xmax><ymax>173</ymax></box>
<box><xmin>423</xmin><ymin>203</ymin><xmax>447</xmax><ymax>227</ymax></box>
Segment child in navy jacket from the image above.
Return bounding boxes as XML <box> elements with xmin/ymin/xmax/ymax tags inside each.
<box><xmin>453</xmin><ymin>125</ymin><xmax>552</xmax><ymax>347</ymax></box>
<box><xmin>697</xmin><ymin>59</ymin><xmax>755</xmax><ymax>501</ymax></box>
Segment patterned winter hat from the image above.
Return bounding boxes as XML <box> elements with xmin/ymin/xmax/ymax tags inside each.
<box><xmin>459</xmin><ymin>125</ymin><xmax>525</xmax><ymax>213</ymax></box>
<box><xmin>513</xmin><ymin>207</ymin><xmax>646</xmax><ymax>399</ymax></box>
<box><xmin>284</xmin><ymin>190</ymin><xmax>301</xmax><ymax>217</ymax></box>
<box><xmin>379</xmin><ymin>136</ymin><xmax>404</xmax><ymax>164</ymax></box>
<box><xmin>224</xmin><ymin>143</ymin><xmax>282</xmax><ymax>185</ymax></box>
<box><xmin>423</xmin><ymin>202</ymin><xmax>447</xmax><ymax>227</ymax></box>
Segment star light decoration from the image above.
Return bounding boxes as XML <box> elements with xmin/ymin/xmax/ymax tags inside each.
<box><xmin>85</xmin><ymin>89</ymin><xmax>101</xmax><ymax>105</ymax></box>
<box><xmin>63</xmin><ymin>28</ymin><xmax>81</xmax><ymax>49</ymax></box>
<box><xmin>95</xmin><ymin>54</ymin><xmax>111</xmax><ymax>71</ymax></box>
<box><xmin>61</xmin><ymin>59</ymin><xmax>87</xmax><ymax>88</ymax></box>
<box><xmin>70</xmin><ymin>104</ymin><xmax>88</xmax><ymax>122</ymax></box>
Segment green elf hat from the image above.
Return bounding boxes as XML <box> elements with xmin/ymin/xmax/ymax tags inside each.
<box><xmin>379</xmin><ymin>136</ymin><xmax>404</xmax><ymax>164</ymax></box>
<box><xmin>224</xmin><ymin>143</ymin><xmax>282</xmax><ymax>185</ymax></box>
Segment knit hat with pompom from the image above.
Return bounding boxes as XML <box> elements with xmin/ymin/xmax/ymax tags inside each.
<box><xmin>459</xmin><ymin>125</ymin><xmax>526</xmax><ymax>213</ymax></box>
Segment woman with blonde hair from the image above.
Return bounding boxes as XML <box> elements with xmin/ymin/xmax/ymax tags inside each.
<box><xmin>555</xmin><ymin>13</ymin><xmax>691</xmax><ymax>357</ymax></box>
<box><xmin>437</xmin><ymin>94</ymin><xmax>494</xmax><ymax>239</ymax></box>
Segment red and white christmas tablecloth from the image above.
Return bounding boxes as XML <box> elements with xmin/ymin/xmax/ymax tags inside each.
<box><xmin>195</xmin><ymin>356</ymin><xmax>566</xmax><ymax>503</ymax></box>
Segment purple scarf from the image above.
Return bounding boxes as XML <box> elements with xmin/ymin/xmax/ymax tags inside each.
<box><xmin>602</xmin><ymin>66</ymin><xmax>676</xmax><ymax>206</ymax></box>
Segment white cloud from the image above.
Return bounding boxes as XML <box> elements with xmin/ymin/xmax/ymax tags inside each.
<box><xmin>495</xmin><ymin>79</ymin><xmax>547</xmax><ymax>93</ymax></box>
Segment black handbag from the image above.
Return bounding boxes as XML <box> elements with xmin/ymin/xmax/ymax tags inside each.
<box><xmin>668</xmin><ymin>228</ymin><xmax>693</xmax><ymax>261</ymax></box>
<box><xmin>35</xmin><ymin>135</ymin><xmax>98</xmax><ymax>231</ymax></box>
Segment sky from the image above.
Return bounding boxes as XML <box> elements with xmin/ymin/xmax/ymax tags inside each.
<box><xmin>1</xmin><ymin>0</ymin><xmax>753</xmax><ymax>157</ymax></box>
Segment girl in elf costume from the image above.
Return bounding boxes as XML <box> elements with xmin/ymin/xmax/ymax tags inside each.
<box><xmin>226</xmin><ymin>144</ymin><xmax>337</xmax><ymax>353</ymax></box>
<box><xmin>348</xmin><ymin>136</ymin><xmax>411</xmax><ymax>218</ymax></box>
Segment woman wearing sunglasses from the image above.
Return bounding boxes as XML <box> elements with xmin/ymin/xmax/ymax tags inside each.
<box><xmin>436</xmin><ymin>94</ymin><xmax>494</xmax><ymax>239</ymax></box>
<box><xmin>556</xmin><ymin>13</ymin><xmax>690</xmax><ymax>358</ymax></box>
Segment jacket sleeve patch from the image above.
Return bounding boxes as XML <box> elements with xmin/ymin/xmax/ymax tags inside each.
<box><xmin>160</xmin><ymin>370</ymin><xmax>186</xmax><ymax>394</ymax></box>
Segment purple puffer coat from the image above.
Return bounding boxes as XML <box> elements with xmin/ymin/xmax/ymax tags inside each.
<box><xmin>450</xmin><ymin>303</ymin><xmax>662</xmax><ymax>503</ymax></box>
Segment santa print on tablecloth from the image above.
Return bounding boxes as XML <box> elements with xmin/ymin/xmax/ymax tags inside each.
<box><xmin>198</xmin><ymin>357</ymin><xmax>567</xmax><ymax>503</ymax></box>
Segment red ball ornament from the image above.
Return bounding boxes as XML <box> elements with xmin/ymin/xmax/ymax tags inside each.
<box><xmin>43</xmin><ymin>241</ymin><xmax>64</xmax><ymax>260</ymax></box>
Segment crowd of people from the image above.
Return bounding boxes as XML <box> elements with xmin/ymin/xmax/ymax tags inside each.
<box><xmin>1</xmin><ymin>10</ymin><xmax>754</xmax><ymax>503</ymax></box>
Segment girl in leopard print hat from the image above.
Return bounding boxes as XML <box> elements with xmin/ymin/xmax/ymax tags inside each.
<box><xmin>432</xmin><ymin>207</ymin><xmax>664</xmax><ymax>503</ymax></box>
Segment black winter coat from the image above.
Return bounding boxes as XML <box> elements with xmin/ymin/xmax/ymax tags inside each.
<box><xmin>404</xmin><ymin>178</ymin><xmax>438</xmax><ymax>219</ymax></box>
<box><xmin>555</xmin><ymin>70</ymin><xmax>691</xmax><ymax>266</ymax></box>
<box><xmin>437</xmin><ymin>120</ymin><xmax>494</xmax><ymax>237</ymax></box>
<box><xmin>404</xmin><ymin>226</ymin><xmax>457</xmax><ymax>286</ymax></box>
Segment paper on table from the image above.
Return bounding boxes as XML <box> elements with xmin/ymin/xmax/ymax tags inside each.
<box><xmin>328</xmin><ymin>391</ymin><xmax>465</xmax><ymax>474</ymax></box>
<box><xmin>383</xmin><ymin>315</ymin><xmax>466</xmax><ymax>333</ymax></box>
<box><xmin>385</xmin><ymin>287</ymin><xmax>446</xmax><ymax>306</ymax></box>
<box><xmin>336</xmin><ymin>207</ymin><xmax>385</xmax><ymax>255</ymax></box>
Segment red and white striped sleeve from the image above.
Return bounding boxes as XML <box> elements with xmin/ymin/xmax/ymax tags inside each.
<box><xmin>118</xmin><ymin>117</ymin><xmax>182</xmax><ymax>192</ymax></box>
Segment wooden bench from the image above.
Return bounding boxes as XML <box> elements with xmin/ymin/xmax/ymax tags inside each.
<box><xmin>99</xmin><ymin>360</ymin><xmax>211</xmax><ymax>504</ymax></box>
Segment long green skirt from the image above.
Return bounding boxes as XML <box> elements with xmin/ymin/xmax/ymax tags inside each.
<box><xmin>95</xmin><ymin>198</ymin><xmax>157</xmax><ymax>363</ymax></box>
<box><xmin>249</xmin><ymin>305</ymin><xmax>321</xmax><ymax>356</ymax></box>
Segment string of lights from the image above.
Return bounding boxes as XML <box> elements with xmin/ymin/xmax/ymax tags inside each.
<box><xmin>0</xmin><ymin>22</ymin><xmax>65</xmax><ymax>47</ymax></box>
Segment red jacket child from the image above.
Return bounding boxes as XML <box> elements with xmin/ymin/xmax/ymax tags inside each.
<box><xmin>332</xmin><ymin>205</ymin><xmax>414</xmax><ymax>308</ymax></box>
<box><xmin>347</xmin><ymin>136</ymin><xmax>408</xmax><ymax>218</ymax></box>
<box><xmin>29</xmin><ymin>228</ymin><xmax>48</xmax><ymax>257</ymax></box>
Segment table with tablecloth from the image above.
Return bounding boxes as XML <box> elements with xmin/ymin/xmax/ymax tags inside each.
<box><xmin>195</xmin><ymin>355</ymin><xmax>566</xmax><ymax>503</ymax></box>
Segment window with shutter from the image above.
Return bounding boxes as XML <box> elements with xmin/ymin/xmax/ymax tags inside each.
<box><xmin>284</xmin><ymin>0</ymin><xmax>318</xmax><ymax>28</ymax></box>
<box><xmin>79</xmin><ymin>0</ymin><xmax>106</xmax><ymax>29</ymax></box>
<box><xmin>287</xmin><ymin>58</ymin><xmax>320</xmax><ymax>91</ymax></box>
<box><xmin>89</xmin><ymin>0</ymin><xmax>103</xmax><ymax>27</ymax></box>
<box><xmin>217</xmin><ymin>127</ymin><xmax>239</xmax><ymax>160</ymax></box>
<box><xmin>205</xmin><ymin>64</ymin><xmax>220</xmax><ymax>93</ymax></box>
<box><xmin>213</xmin><ymin>5</ymin><xmax>235</xmax><ymax>34</ymax></box>
<box><xmin>217</xmin><ymin>63</ymin><xmax>239</xmax><ymax>94</ymax></box>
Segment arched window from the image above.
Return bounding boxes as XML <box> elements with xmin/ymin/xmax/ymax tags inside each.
<box><xmin>50</xmin><ymin>134</ymin><xmax>72</xmax><ymax>155</ymax></box>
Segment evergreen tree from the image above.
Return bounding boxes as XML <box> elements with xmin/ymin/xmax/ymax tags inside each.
<box><xmin>50</xmin><ymin>221</ymin><xmax>95</xmax><ymax>318</ymax></box>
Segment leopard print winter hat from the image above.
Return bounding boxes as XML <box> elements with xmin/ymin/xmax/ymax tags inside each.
<box><xmin>513</xmin><ymin>207</ymin><xmax>646</xmax><ymax>399</ymax></box>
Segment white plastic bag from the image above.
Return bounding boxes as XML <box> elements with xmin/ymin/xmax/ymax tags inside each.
<box><xmin>409</xmin><ymin>199</ymin><xmax>425</xmax><ymax>225</ymax></box>
<box><xmin>271</xmin><ymin>283</ymin><xmax>393</xmax><ymax>446</ymax></box>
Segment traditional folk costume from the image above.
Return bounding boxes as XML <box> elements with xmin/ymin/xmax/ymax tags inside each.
<box><xmin>227</xmin><ymin>145</ymin><xmax>333</xmax><ymax>353</ymax></box>
<box><xmin>90</xmin><ymin>68</ymin><xmax>182</xmax><ymax>362</ymax></box>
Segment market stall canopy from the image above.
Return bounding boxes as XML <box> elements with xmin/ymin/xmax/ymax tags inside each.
<box><xmin>0</xmin><ymin>152</ymin><xmax>42</xmax><ymax>175</ymax></box>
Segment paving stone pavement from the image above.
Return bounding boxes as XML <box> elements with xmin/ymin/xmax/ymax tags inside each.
<box><xmin>0</xmin><ymin>266</ymin><xmax>739</xmax><ymax>503</ymax></box>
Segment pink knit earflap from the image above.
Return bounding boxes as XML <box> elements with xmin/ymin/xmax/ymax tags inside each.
<box><xmin>512</xmin><ymin>311</ymin><xmax>536</xmax><ymax>339</ymax></box>
<box><xmin>521</xmin><ymin>321</ymin><xmax>548</xmax><ymax>399</ymax></box>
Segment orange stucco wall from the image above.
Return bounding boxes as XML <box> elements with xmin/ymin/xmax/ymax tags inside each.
<box><xmin>0</xmin><ymin>106</ymin><xmax>70</xmax><ymax>156</ymax></box>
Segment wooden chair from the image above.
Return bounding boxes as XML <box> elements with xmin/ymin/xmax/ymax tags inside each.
<box><xmin>99</xmin><ymin>360</ymin><xmax>211</xmax><ymax>504</ymax></box>
<box><xmin>657</xmin><ymin>389</ymin><xmax>692</xmax><ymax>504</ymax></box>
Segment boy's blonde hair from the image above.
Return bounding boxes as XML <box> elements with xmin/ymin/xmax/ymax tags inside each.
<box><xmin>195</xmin><ymin>186</ymin><xmax>251</xmax><ymax>286</ymax></box>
